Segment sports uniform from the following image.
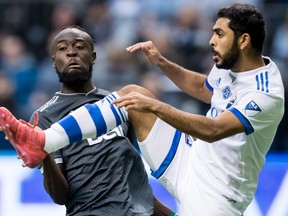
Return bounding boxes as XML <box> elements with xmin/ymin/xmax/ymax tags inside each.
<box><xmin>0</xmin><ymin>4</ymin><xmax>283</xmax><ymax>216</ymax></box>
<box><xmin>35</xmin><ymin>56</ymin><xmax>284</xmax><ymax>215</ymax></box>
<box><xmin>139</xmin><ymin>56</ymin><xmax>284</xmax><ymax>215</ymax></box>
<box><xmin>32</xmin><ymin>88</ymin><xmax>154</xmax><ymax>216</ymax></box>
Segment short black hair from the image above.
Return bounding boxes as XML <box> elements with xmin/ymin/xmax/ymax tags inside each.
<box><xmin>217</xmin><ymin>3</ymin><xmax>266</xmax><ymax>54</ymax></box>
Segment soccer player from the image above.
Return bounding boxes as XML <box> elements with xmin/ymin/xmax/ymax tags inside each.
<box><xmin>0</xmin><ymin>3</ymin><xmax>284</xmax><ymax>216</ymax></box>
<box><xmin>1</xmin><ymin>26</ymin><xmax>174</xmax><ymax>216</ymax></box>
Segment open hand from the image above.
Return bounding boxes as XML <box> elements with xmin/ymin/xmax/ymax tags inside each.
<box><xmin>126</xmin><ymin>41</ymin><xmax>162</xmax><ymax>66</ymax></box>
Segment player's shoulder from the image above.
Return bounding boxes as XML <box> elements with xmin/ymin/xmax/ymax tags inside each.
<box><xmin>94</xmin><ymin>88</ymin><xmax>110</xmax><ymax>97</ymax></box>
<box><xmin>36</xmin><ymin>94</ymin><xmax>61</xmax><ymax>113</ymax></box>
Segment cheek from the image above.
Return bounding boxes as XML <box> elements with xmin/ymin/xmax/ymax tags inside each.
<box><xmin>218</xmin><ymin>39</ymin><xmax>233</xmax><ymax>55</ymax></box>
<box><xmin>82</xmin><ymin>56</ymin><xmax>94</xmax><ymax>66</ymax></box>
<box><xmin>54</xmin><ymin>59</ymin><xmax>67</xmax><ymax>71</ymax></box>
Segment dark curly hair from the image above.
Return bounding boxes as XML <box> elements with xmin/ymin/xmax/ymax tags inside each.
<box><xmin>217</xmin><ymin>3</ymin><xmax>266</xmax><ymax>54</ymax></box>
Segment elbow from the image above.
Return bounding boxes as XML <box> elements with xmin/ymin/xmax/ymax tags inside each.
<box><xmin>51</xmin><ymin>192</ymin><xmax>69</xmax><ymax>205</ymax></box>
<box><xmin>54</xmin><ymin>199</ymin><xmax>67</xmax><ymax>206</ymax></box>
<box><xmin>200</xmin><ymin>127</ymin><xmax>223</xmax><ymax>143</ymax></box>
<box><xmin>45</xmin><ymin>186</ymin><xmax>69</xmax><ymax>205</ymax></box>
<box><xmin>203</xmin><ymin>98</ymin><xmax>211</xmax><ymax>105</ymax></box>
<box><xmin>204</xmin><ymin>135</ymin><xmax>219</xmax><ymax>143</ymax></box>
<box><xmin>205</xmin><ymin>135</ymin><xmax>221</xmax><ymax>143</ymax></box>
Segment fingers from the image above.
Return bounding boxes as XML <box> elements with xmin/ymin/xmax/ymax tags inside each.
<box><xmin>126</xmin><ymin>44</ymin><xmax>140</xmax><ymax>52</ymax></box>
<box><xmin>111</xmin><ymin>97</ymin><xmax>126</xmax><ymax>109</ymax></box>
<box><xmin>126</xmin><ymin>43</ymin><xmax>144</xmax><ymax>53</ymax></box>
<box><xmin>126</xmin><ymin>41</ymin><xmax>152</xmax><ymax>53</ymax></box>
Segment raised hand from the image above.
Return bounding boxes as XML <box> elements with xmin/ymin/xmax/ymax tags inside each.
<box><xmin>126</xmin><ymin>41</ymin><xmax>162</xmax><ymax>66</ymax></box>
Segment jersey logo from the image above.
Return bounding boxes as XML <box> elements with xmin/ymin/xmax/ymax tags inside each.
<box><xmin>222</xmin><ymin>86</ymin><xmax>232</xmax><ymax>99</ymax></box>
<box><xmin>256</xmin><ymin>71</ymin><xmax>269</xmax><ymax>93</ymax></box>
<box><xmin>226</xmin><ymin>95</ymin><xmax>237</xmax><ymax>109</ymax></box>
<box><xmin>245</xmin><ymin>100</ymin><xmax>262</xmax><ymax>117</ymax></box>
<box><xmin>216</xmin><ymin>78</ymin><xmax>222</xmax><ymax>87</ymax></box>
<box><xmin>87</xmin><ymin>126</ymin><xmax>124</xmax><ymax>146</ymax></box>
<box><xmin>37</xmin><ymin>96</ymin><xmax>59</xmax><ymax>112</ymax></box>
<box><xmin>185</xmin><ymin>134</ymin><xmax>194</xmax><ymax>147</ymax></box>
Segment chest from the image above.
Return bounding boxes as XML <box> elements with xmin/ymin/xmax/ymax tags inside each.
<box><xmin>208</xmin><ymin>73</ymin><xmax>259</xmax><ymax>117</ymax></box>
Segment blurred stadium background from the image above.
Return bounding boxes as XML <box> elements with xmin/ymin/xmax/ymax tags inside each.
<box><xmin>0</xmin><ymin>0</ymin><xmax>287</xmax><ymax>215</ymax></box>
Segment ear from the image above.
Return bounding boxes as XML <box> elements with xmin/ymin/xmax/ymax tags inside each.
<box><xmin>238</xmin><ymin>33</ymin><xmax>250</xmax><ymax>50</ymax></box>
<box><xmin>52</xmin><ymin>56</ymin><xmax>56</xmax><ymax>68</ymax></box>
<box><xmin>92</xmin><ymin>51</ymin><xmax>97</xmax><ymax>64</ymax></box>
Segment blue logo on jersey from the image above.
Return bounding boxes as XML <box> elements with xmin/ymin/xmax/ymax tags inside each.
<box><xmin>210</xmin><ymin>107</ymin><xmax>219</xmax><ymax>118</ymax></box>
<box><xmin>222</xmin><ymin>86</ymin><xmax>232</xmax><ymax>99</ymax></box>
<box><xmin>185</xmin><ymin>134</ymin><xmax>193</xmax><ymax>147</ymax></box>
<box><xmin>216</xmin><ymin>78</ymin><xmax>222</xmax><ymax>87</ymax></box>
<box><xmin>245</xmin><ymin>100</ymin><xmax>262</xmax><ymax>117</ymax></box>
<box><xmin>226</xmin><ymin>95</ymin><xmax>237</xmax><ymax>109</ymax></box>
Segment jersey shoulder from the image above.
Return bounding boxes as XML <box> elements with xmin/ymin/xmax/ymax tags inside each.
<box><xmin>31</xmin><ymin>88</ymin><xmax>111</xmax><ymax>129</ymax></box>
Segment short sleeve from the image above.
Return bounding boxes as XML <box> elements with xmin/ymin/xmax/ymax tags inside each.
<box><xmin>229</xmin><ymin>92</ymin><xmax>283</xmax><ymax>135</ymax></box>
<box><xmin>206</xmin><ymin>65</ymin><xmax>219</xmax><ymax>92</ymax></box>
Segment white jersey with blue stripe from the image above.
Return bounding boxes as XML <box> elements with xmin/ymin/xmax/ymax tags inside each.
<box><xmin>138</xmin><ymin>57</ymin><xmax>284</xmax><ymax>215</ymax></box>
<box><xmin>193</xmin><ymin>56</ymin><xmax>284</xmax><ymax>211</ymax></box>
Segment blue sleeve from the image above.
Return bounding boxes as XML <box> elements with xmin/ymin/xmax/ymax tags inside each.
<box><xmin>229</xmin><ymin>107</ymin><xmax>254</xmax><ymax>135</ymax></box>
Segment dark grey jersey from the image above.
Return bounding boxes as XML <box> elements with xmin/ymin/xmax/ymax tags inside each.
<box><xmin>31</xmin><ymin>88</ymin><xmax>153</xmax><ymax>216</ymax></box>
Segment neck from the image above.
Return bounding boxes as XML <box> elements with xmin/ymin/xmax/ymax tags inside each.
<box><xmin>232</xmin><ymin>55</ymin><xmax>265</xmax><ymax>72</ymax></box>
<box><xmin>61</xmin><ymin>80</ymin><xmax>95</xmax><ymax>94</ymax></box>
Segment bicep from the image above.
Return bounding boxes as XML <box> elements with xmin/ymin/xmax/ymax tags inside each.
<box><xmin>211</xmin><ymin>110</ymin><xmax>245</xmax><ymax>141</ymax></box>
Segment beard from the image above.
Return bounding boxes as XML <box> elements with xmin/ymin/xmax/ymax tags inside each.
<box><xmin>215</xmin><ymin>39</ymin><xmax>239</xmax><ymax>70</ymax></box>
<box><xmin>56</xmin><ymin>65</ymin><xmax>93</xmax><ymax>84</ymax></box>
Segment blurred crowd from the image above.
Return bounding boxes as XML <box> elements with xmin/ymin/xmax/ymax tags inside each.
<box><xmin>0</xmin><ymin>0</ymin><xmax>287</xmax><ymax>151</ymax></box>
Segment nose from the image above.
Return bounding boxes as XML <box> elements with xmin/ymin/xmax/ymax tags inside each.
<box><xmin>209</xmin><ymin>36</ymin><xmax>214</xmax><ymax>47</ymax></box>
<box><xmin>67</xmin><ymin>47</ymin><xmax>77</xmax><ymax>57</ymax></box>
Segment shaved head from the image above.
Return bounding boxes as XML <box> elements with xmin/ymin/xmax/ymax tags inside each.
<box><xmin>52</xmin><ymin>26</ymin><xmax>94</xmax><ymax>54</ymax></box>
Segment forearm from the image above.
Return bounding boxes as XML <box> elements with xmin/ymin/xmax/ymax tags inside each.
<box><xmin>43</xmin><ymin>155</ymin><xmax>69</xmax><ymax>205</ymax></box>
<box><xmin>151</xmin><ymin>100</ymin><xmax>243</xmax><ymax>142</ymax></box>
<box><xmin>156</xmin><ymin>56</ymin><xmax>210</xmax><ymax>103</ymax></box>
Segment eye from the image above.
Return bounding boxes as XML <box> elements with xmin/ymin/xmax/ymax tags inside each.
<box><xmin>59</xmin><ymin>47</ymin><xmax>67</xmax><ymax>51</ymax></box>
<box><xmin>216</xmin><ymin>30</ymin><xmax>224</xmax><ymax>38</ymax></box>
<box><xmin>75</xmin><ymin>45</ymin><xmax>84</xmax><ymax>50</ymax></box>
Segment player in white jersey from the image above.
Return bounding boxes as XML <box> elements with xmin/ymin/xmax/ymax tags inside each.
<box><xmin>0</xmin><ymin>3</ymin><xmax>285</xmax><ymax>216</ymax></box>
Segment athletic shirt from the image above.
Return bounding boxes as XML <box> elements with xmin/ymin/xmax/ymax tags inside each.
<box><xmin>193</xmin><ymin>56</ymin><xmax>285</xmax><ymax>212</ymax></box>
<box><xmin>31</xmin><ymin>88</ymin><xmax>154</xmax><ymax>216</ymax></box>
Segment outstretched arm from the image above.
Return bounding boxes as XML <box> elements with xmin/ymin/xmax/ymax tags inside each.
<box><xmin>113</xmin><ymin>93</ymin><xmax>245</xmax><ymax>142</ymax></box>
<box><xmin>126</xmin><ymin>41</ymin><xmax>212</xmax><ymax>103</ymax></box>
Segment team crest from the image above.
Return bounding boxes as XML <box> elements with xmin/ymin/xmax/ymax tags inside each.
<box><xmin>222</xmin><ymin>86</ymin><xmax>232</xmax><ymax>99</ymax></box>
<box><xmin>245</xmin><ymin>100</ymin><xmax>262</xmax><ymax>117</ymax></box>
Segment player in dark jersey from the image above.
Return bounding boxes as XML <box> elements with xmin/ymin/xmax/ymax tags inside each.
<box><xmin>28</xmin><ymin>26</ymin><xmax>173</xmax><ymax>215</ymax></box>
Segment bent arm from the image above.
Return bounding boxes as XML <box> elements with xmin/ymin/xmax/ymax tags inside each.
<box><xmin>153</xmin><ymin>101</ymin><xmax>245</xmax><ymax>142</ymax></box>
<box><xmin>42</xmin><ymin>154</ymin><xmax>69</xmax><ymax>205</ymax></box>
<box><xmin>126</xmin><ymin>41</ymin><xmax>212</xmax><ymax>103</ymax></box>
<box><xmin>114</xmin><ymin>94</ymin><xmax>245</xmax><ymax>142</ymax></box>
<box><xmin>34</xmin><ymin>126</ymin><xmax>69</xmax><ymax>204</ymax></box>
<box><xmin>156</xmin><ymin>55</ymin><xmax>212</xmax><ymax>103</ymax></box>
